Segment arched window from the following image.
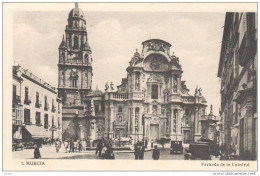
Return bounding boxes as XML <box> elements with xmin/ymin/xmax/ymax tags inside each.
<box><xmin>74</xmin><ymin>36</ymin><xmax>78</xmax><ymax>48</ymax></box>
<box><xmin>85</xmin><ymin>54</ymin><xmax>88</xmax><ymax>64</ymax></box>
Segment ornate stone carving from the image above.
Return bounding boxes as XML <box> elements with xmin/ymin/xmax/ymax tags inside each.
<box><xmin>150</xmin><ymin>56</ymin><xmax>161</xmax><ymax>70</ymax></box>
<box><xmin>147</xmin><ymin>74</ymin><xmax>162</xmax><ymax>83</ymax></box>
<box><xmin>146</xmin><ymin>41</ymin><xmax>168</xmax><ymax>52</ymax></box>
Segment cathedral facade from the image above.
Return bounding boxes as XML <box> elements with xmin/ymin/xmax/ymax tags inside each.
<box><xmin>58</xmin><ymin>4</ymin><xmax>210</xmax><ymax>146</ymax></box>
<box><xmin>103</xmin><ymin>39</ymin><xmax>208</xmax><ymax>143</ymax></box>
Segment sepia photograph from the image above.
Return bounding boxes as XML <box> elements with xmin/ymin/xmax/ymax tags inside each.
<box><xmin>3</xmin><ymin>2</ymin><xmax>258</xmax><ymax>172</ymax></box>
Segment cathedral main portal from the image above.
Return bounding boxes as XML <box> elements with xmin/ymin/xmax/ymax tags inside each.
<box><xmin>150</xmin><ymin>124</ymin><xmax>159</xmax><ymax>142</ymax></box>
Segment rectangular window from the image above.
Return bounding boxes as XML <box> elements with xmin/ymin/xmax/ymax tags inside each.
<box><xmin>13</xmin><ymin>85</ymin><xmax>17</xmax><ymax>100</ymax></box>
<box><xmin>36</xmin><ymin>92</ymin><xmax>39</xmax><ymax>103</ymax></box>
<box><xmin>24</xmin><ymin>109</ymin><xmax>30</xmax><ymax>124</ymax></box>
<box><xmin>95</xmin><ymin>104</ymin><xmax>99</xmax><ymax>114</ymax></box>
<box><xmin>118</xmin><ymin>106</ymin><xmax>122</xmax><ymax>113</ymax></box>
<box><xmin>135</xmin><ymin>72</ymin><xmax>140</xmax><ymax>90</ymax></box>
<box><xmin>58</xmin><ymin>117</ymin><xmax>61</xmax><ymax>129</ymax></box>
<box><xmin>25</xmin><ymin>87</ymin><xmax>28</xmax><ymax>100</ymax></box>
<box><xmin>44</xmin><ymin>114</ymin><xmax>48</xmax><ymax>129</ymax></box>
<box><xmin>151</xmin><ymin>84</ymin><xmax>158</xmax><ymax>99</ymax></box>
<box><xmin>173</xmin><ymin>75</ymin><xmax>178</xmax><ymax>92</ymax></box>
<box><xmin>52</xmin><ymin>116</ymin><xmax>54</xmax><ymax>126</ymax></box>
<box><xmin>185</xmin><ymin>109</ymin><xmax>190</xmax><ymax>116</ymax></box>
<box><xmin>44</xmin><ymin>96</ymin><xmax>48</xmax><ymax>110</ymax></box>
<box><xmin>35</xmin><ymin>112</ymin><xmax>41</xmax><ymax>125</ymax></box>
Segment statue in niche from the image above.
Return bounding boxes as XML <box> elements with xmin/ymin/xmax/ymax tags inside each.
<box><xmin>142</xmin><ymin>88</ymin><xmax>146</xmax><ymax>100</ymax></box>
<box><xmin>90</xmin><ymin>122</ymin><xmax>95</xmax><ymax>130</ymax></box>
<box><xmin>60</xmin><ymin>51</ymin><xmax>65</xmax><ymax>62</ymax></box>
<box><xmin>152</xmin><ymin>106</ymin><xmax>157</xmax><ymax>115</ymax></box>
<box><xmin>141</xmin><ymin>73</ymin><xmax>145</xmax><ymax>82</ymax></box>
<box><xmin>173</xmin><ymin>80</ymin><xmax>177</xmax><ymax>91</ymax></box>
<box><xmin>105</xmin><ymin>82</ymin><xmax>109</xmax><ymax>91</ymax></box>
<box><xmin>163</xmin><ymin>89</ymin><xmax>169</xmax><ymax>102</ymax></box>
<box><xmin>85</xmin><ymin>54</ymin><xmax>88</xmax><ymax>64</ymax></box>
<box><xmin>164</xmin><ymin>74</ymin><xmax>169</xmax><ymax>84</ymax></box>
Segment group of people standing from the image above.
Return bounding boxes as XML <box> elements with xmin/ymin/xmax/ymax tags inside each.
<box><xmin>63</xmin><ymin>139</ymin><xmax>88</xmax><ymax>153</ymax></box>
<box><xmin>134</xmin><ymin>141</ymin><xmax>160</xmax><ymax>160</ymax></box>
<box><xmin>96</xmin><ymin>139</ymin><xmax>115</xmax><ymax>159</ymax></box>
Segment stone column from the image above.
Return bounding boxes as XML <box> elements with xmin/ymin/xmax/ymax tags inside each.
<box><xmin>133</xmin><ymin>72</ymin><xmax>135</xmax><ymax>91</ymax></box>
<box><xmin>178</xmin><ymin>109</ymin><xmax>182</xmax><ymax>134</ymax></box>
<box><xmin>131</xmin><ymin>107</ymin><xmax>135</xmax><ymax>134</ymax></box>
<box><xmin>128</xmin><ymin>108</ymin><xmax>131</xmax><ymax>136</ymax></box>
<box><xmin>139</xmin><ymin>107</ymin><xmax>143</xmax><ymax>138</ymax></box>
<box><xmin>170</xmin><ymin>108</ymin><xmax>174</xmax><ymax>134</ymax></box>
<box><xmin>109</xmin><ymin>103</ymin><xmax>114</xmax><ymax>138</ymax></box>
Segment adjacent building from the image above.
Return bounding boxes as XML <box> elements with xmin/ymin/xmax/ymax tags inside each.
<box><xmin>12</xmin><ymin>67</ymin><xmax>23</xmax><ymax>141</ymax></box>
<box><xmin>218</xmin><ymin>12</ymin><xmax>257</xmax><ymax>160</ymax></box>
<box><xmin>12</xmin><ymin>65</ymin><xmax>62</xmax><ymax>144</ymax></box>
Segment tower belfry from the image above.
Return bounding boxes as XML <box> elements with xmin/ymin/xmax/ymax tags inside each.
<box><xmin>58</xmin><ymin>3</ymin><xmax>92</xmax><ymax>106</ymax></box>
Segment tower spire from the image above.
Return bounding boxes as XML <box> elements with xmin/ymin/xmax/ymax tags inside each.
<box><xmin>75</xmin><ymin>2</ymin><xmax>78</xmax><ymax>8</ymax></box>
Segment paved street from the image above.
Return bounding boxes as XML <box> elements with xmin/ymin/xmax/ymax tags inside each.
<box><xmin>12</xmin><ymin>144</ymin><xmax>185</xmax><ymax>160</ymax></box>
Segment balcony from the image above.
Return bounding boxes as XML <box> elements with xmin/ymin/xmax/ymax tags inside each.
<box><xmin>49</xmin><ymin>125</ymin><xmax>57</xmax><ymax>131</ymax></box>
<box><xmin>13</xmin><ymin>95</ymin><xmax>21</xmax><ymax>104</ymax></box>
<box><xmin>24</xmin><ymin>96</ymin><xmax>32</xmax><ymax>105</ymax></box>
<box><xmin>44</xmin><ymin>103</ymin><xmax>49</xmax><ymax>111</ymax></box>
<box><xmin>108</xmin><ymin>93</ymin><xmax>129</xmax><ymax>101</ymax></box>
<box><xmin>12</xmin><ymin>119</ymin><xmax>22</xmax><ymax>125</ymax></box>
<box><xmin>36</xmin><ymin>122</ymin><xmax>42</xmax><ymax>126</ymax></box>
<box><xmin>25</xmin><ymin>121</ymin><xmax>32</xmax><ymax>125</ymax></box>
<box><xmin>239</xmin><ymin>30</ymin><xmax>257</xmax><ymax>66</ymax></box>
<box><xmin>44</xmin><ymin>124</ymin><xmax>49</xmax><ymax>129</ymax></box>
<box><xmin>35</xmin><ymin>100</ymin><xmax>42</xmax><ymax>108</ymax></box>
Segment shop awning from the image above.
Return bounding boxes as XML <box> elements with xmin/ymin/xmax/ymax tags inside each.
<box><xmin>24</xmin><ymin>125</ymin><xmax>50</xmax><ymax>139</ymax></box>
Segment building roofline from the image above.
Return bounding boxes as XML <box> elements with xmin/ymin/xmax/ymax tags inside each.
<box><xmin>142</xmin><ymin>39</ymin><xmax>172</xmax><ymax>47</ymax></box>
<box><xmin>218</xmin><ymin>13</ymin><xmax>233</xmax><ymax>77</ymax></box>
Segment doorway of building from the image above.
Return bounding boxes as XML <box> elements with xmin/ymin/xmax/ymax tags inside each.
<box><xmin>183</xmin><ymin>130</ymin><xmax>191</xmax><ymax>143</ymax></box>
<box><xmin>150</xmin><ymin>124</ymin><xmax>159</xmax><ymax>142</ymax></box>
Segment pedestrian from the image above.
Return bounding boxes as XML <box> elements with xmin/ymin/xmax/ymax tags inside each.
<box><xmin>64</xmin><ymin>140</ymin><xmax>69</xmax><ymax>153</ymax></box>
<box><xmin>151</xmin><ymin>139</ymin><xmax>154</xmax><ymax>148</ymax></box>
<box><xmin>97</xmin><ymin>141</ymin><xmax>103</xmax><ymax>157</ymax></box>
<box><xmin>107</xmin><ymin>146</ymin><xmax>115</xmax><ymax>160</ymax></box>
<box><xmin>55</xmin><ymin>139</ymin><xmax>61</xmax><ymax>153</ymax></box>
<box><xmin>78</xmin><ymin>140</ymin><xmax>82</xmax><ymax>152</ymax></box>
<box><xmin>152</xmin><ymin>145</ymin><xmax>160</xmax><ymax>160</ymax></box>
<box><xmin>69</xmin><ymin>139</ymin><xmax>74</xmax><ymax>153</ymax></box>
<box><xmin>34</xmin><ymin>144</ymin><xmax>41</xmax><ymax>159</ymax></box>
<box><xmin>101</xmin><ymin>145</ymin><xmax>108</xmax><ymax>159</ymax></box>
<box><xmin>134</xmin><ymin>143</ymin><xmax>140</xmax><ymax>160</ymax></box>
<box><xmin>82</xmin><ymin>139</ymin><xmax>87</xmax><ymax>151</ymax></box>
<box><xmin>74</xmin><ymin>140</ymin><xmax>78</xmax><ymax>152</ymax></box>
<box><xmin>139</xmin><ymin>144</ymin><xmax>145</xmax><ymax>160</ymax></box>
<box><xmin>145</xmin><ymin>139</ymin><xmax>148</xmax><ymax>148</ymax></box>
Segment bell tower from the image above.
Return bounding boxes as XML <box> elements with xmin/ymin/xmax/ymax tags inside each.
<box><xmin>58</xmin><ymin>3</ymin><xmax>92</xmax><ymax>106</ymax></box>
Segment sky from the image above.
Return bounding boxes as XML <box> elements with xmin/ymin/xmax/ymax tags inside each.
<box><xmin>13</xmin><ymin>8</ymin><xmax>225</xmax><ymax>115</ymax></box>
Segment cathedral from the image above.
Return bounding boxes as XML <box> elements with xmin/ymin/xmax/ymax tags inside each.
<box><xmin>58</xmin><ymin>4</ymin><xmax>210</xmax><ymax>146</ymax></box>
